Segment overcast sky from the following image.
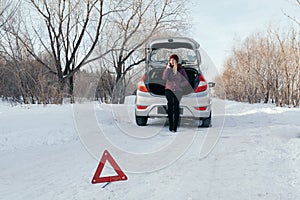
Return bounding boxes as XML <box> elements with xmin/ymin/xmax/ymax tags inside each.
<box><xmin>188</xmin><ymin>0</ymin><xmax>299</xmax><ymax>73</ymax></box>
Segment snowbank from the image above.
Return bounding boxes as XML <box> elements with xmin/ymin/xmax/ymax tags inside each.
<box><xmin>0</xmin><ymin>103</ymin><xmax>78</xmax><ymax>151</ymax></box>
<box><xmin>0</xmin><ymin>100</ymin><xmax>300</xmax><ymax>199</ymax></box>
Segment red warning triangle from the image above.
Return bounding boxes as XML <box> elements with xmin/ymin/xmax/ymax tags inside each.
<box><xmin>91</xmin><ymin>150</ymin><xmax>128</xmax><ymax>184</ymax></box>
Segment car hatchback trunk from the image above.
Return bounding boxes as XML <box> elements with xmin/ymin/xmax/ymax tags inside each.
<box><xmin>146</xmin><ymin>67</ymin><xmax>198</xmax><ymax>96</ymax></box>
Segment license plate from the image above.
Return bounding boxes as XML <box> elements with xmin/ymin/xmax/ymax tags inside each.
<box><xmin>158</xmin><ymin>106</ymin><xmax>183</xmax><ymax>114</ymax></box>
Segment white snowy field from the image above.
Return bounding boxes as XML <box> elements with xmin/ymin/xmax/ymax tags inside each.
<box><xmin>0</xmin><ymin>98</ymin><xmax>300</xmax><ymax>200</ymax></box>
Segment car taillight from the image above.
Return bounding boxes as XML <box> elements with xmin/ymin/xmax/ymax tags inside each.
<box><xmin>195</xmin><ymin>106</ymin><xmax>207</xmax><ymax>111</ymax></box>
<box><xmin>136</xmin><ymin>105</ymin><xmax>148</xmax><ymax>110</ymax></box>
<box><xmin>194</xmin><ymin>73</ymin><xmax>208</xmax><ymax>93</ymax></box>
<box><xmin>137</xmin><ymin>74</ymin><xmax>149</xmax><ymax>92</ymax></box>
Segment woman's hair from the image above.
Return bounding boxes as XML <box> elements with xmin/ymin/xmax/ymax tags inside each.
<box><xmin>169</xmin><ymin>54</ymin><xmax>179</xmax><ymax>63</ymax></box>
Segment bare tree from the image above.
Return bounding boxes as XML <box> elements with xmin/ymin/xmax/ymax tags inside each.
<box><xmin>0</xmin><ymin>0</ymin><xmax>20</xmax><ymax>28</ymax></box>
<box><xmin>0</xmin><ymin>21</ymin><xmax>60</xmax><ymax>104</ymax></box>
<box><xmin>99</xmin><ymin>0</ymin><xmax>188</xmax><ymax>103</ymax></box>
<box><xmin>95</xmin><ymin>69</ymin><xmax>115</xmax><ymax>103</ymax></box>
<box><xmin>0</xmin><ymin>1</ymin><xmax>22</xmax><ymax>103</ymax></box>
<box><xmin>284</xmin><ymin>0</ymin><xmax>300</xmax><ymax>26</ymax></box>
<box><xmin>3</xmin><ymin>0</ymin><xmax>112</xmax><ymax>103</ymax></box>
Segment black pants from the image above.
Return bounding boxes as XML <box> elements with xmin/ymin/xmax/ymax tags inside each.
<box><xmin>165</xmin><ymin>89</ymin><xmax>182</xmax><ymax>132</ymax></box>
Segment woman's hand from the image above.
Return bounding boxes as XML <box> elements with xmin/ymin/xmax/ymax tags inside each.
<box><xmin>166</xmin><ymin>62</ymin><xmax>171</xmax><ymax>69</ymax></box>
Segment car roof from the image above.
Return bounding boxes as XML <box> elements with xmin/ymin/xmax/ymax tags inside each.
<box><xmin>147</xmin><ymin>37</ymin><xmax>200</xmax><ymax>50</ymax></box>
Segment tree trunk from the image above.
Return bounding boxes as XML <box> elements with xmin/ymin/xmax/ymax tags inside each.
<box><xmin>264</xmin><ymin>91</ymin><xmax>269</xmax><ymax>104</ymax></box>
<box><xmin>68</xmin><ymin>75</ymin><xmax>74</xmax><ymax>104</ymax></box>
<box><xmin>54</xmin><ymin>78</ymin><xmax>64</xmax><ymax>104</ymax></box>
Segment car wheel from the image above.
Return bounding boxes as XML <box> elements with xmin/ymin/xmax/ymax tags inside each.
<box><xmin>199</xmin><ymin>113</ymin><xmax>211</xmax><ymax>128</ymax></box>
<box><xmin>136</xmin><ymin>116</ymin><xmax>148</xmax><ymax>126</ymax></box>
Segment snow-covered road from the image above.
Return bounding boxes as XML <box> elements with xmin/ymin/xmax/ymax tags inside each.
<box><xmin>0</xmin><ymin>99</ymin><xmax>300</xmax><ymax>199</ymax></box>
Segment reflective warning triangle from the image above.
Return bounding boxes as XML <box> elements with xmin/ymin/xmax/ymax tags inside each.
<box><xmin>91</xmin><ymin>150</ymin><xmax>128</xmax><ymax>184</ymax></box>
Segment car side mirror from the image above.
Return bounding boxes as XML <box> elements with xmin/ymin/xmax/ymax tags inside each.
<box><xmin>208</xmin><ymin>82</ymin><xmax>215</xmax><ymax>88</ymax></box>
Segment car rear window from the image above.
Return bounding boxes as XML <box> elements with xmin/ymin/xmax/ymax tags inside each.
<box><xmin>150</xmin><ymin>48</ymin><xmax>198</xmax><ymax>66</ymax></box>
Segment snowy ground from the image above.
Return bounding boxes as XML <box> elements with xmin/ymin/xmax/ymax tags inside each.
<box><xmin>0</xmin><ymin>99</ymin><xmax>300</xmax><ymax>200</ymax></box>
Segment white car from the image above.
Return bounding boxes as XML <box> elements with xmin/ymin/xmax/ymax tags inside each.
<box><xmin>135</xmin><ymin>37</ymin><xmax>214</xmax><ymax>127</ymax></box>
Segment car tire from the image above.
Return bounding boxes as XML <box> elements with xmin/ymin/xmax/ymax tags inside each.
<box><xmin>199</xmin><ymin>113</ymin><xmax>211</xmax><ymax>128</ymax></box>
<box><xmin>136</xmin><ymin>116</ymin><xmax>148</xmax><ymax>126</ymax></box>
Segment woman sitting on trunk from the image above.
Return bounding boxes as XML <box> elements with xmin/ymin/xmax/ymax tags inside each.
<box><xmin>162</xmin><ymin>54</ymin><xmax>189</xmax><ymax>132</ymax></box>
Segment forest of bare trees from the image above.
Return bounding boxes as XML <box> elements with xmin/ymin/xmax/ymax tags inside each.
<box><xmin>215</xmin><ymin>27</ymin><xmax>300</xmax><ymax>107</ymax></box>
<box><xmin>0</xmin><ymin>0</ymin><xmax>187</xmax><ymax>104</ymax></box>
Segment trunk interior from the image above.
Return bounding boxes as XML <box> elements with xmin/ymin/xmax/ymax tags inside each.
<box><xmin>146</xmin><ymin>67</ymin><xmax>198</xmax><ymax>96</ymax></box>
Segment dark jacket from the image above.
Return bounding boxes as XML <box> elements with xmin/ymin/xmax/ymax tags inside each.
<box><xmin>162</xmin><ymin>66</ymin><xmax>189</xmax><ymax>92</ymax></box>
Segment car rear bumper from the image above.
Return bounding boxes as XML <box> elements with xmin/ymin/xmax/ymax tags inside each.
<box><xmin>135</xmin><ymin>90</ymin><xmax>212</xmax><ymax>118</ymax></box>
